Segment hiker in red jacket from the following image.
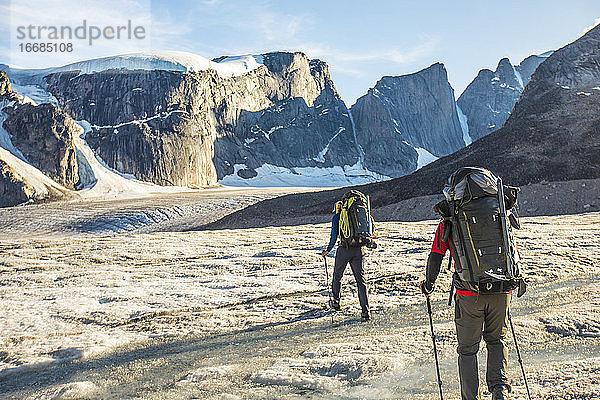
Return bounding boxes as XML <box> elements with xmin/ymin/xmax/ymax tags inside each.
<box><xmin>420</xmin><ymin>167</ymin><xmax>524</xmax><ymax>400</ymax></box>
<box><xmin>422</xmin><ymin>221</ymin><xmax>511</xmax><ymax>400</ymax></box>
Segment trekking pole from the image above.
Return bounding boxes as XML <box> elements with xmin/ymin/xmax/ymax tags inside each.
<box><xmin>426</xmin><ymin>295</ymin><xmax>444</xmax><ymax>400</ymax></box>
<box><xmin>323</xmin><ymin>256</ymin><xmax>334</xmax><ymax>324</ymax></box>
<box><xmin>508</xmin><ymin>310</ymin><xmax>532</xmax><ymax>400</ymax></box>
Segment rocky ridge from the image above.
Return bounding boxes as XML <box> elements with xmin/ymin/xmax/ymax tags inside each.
<box><xmin>0</xmin><ymin>158</ymin><xmax>33</xmax><ymax>207</ymax></box>
<box><xmin>0</xmin><ymin>71</ymin><xmax>81</xmax><ymax>206</ymax></box>
<box><xmin>457</xmin><ymin>54</ymin><xmax>548</xmax><ymax>141</ymax></box>
<box><xmin>350</xmin><ymin>63</ymin><xmax>465</xmax><ymax>177</ymax></box>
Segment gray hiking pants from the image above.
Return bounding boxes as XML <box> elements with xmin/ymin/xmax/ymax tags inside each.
<box><xmin>332</xmin><ymin>246</ymin><xmax>369</xmax><ymax>311</ymax></box>
<box><xmin>455</xmin><ymin>292</ymin><xmax>511</xmax><ymax>400</ymax></box>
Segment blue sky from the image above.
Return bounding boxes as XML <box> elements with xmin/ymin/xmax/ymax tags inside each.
<box><xmin>1</xmin><ymin>0</ymin><xmax>599</xmax><ymax>104</ymax></box>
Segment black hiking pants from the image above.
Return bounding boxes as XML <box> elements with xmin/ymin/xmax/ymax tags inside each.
<box><xmin>455</xmin><ymin>292</ymin><xmax>511</xmax><ymax>400</ymax></box>
<box><xmin>332</xmin><ymin>246</ymin><xmax>369</xmax><ymax>311</ymax></box>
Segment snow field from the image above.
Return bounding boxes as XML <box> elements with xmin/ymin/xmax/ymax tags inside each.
<box><xmin>456</xmin><ymin>104</ymin><xmax>472</xmax><ymax>146</ymax></box>
<box><xmin>415</xmin><ymin>147</ymin><xmax>438</xmax><ymax>169</ymax></box>
<box><xmin>220</xmin><ymin>162</ymin><xmax>390</xmax><ymax>187</ymax></box>
<box><xmin>0</xmin><ymin>220</ymin><xmax>438</xmax><ymax>376</ymax></box>
<box><xmin>72</xmin><ymin>121</ymin><xmax>195</xmax><ymax>200</ymax></box>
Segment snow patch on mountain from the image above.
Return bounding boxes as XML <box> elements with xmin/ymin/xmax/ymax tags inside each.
<box><xmin>313</xmin><ymin>127</ymin><xmax>345</xmax><ymax>163</ymax></box>
<box><xmin>0</xmin><ymin>113</ymin><xmax>194</xmax><ymax>203</ymax></box>
<box><xmin>415</xmin><ymin>148</ymin><xmax>438</xmax><ymax>170</ymax></box>
<box><xmin>346</xmin><ymin>108</ymin><xmax>365</xmax><ymax>164</ymax></box>
<box><xmin>9</xmin><ymin>83</ymin><xmax>59</xmax><ymax>106</ymax></box>
<box><xmin>220</xmin><ymin>163</ymin><xmax>390</xmax><ymax>188</ymax></box>
<box><xmin>512</xmin><ymin>64</ymin><xmax>525</xmax><ymax>89</ymax></box>
<box><xmin>212</xmin><ymin>54</ymin><xmax>265</xmax><ymax>77</ymax></box>
<box><xmin>90</xmin><ymin>110</ymin><xmax>186</xmax><ymax>131</ymax></box>
<box><xmin>456</xmin><ymin>104</ymin><xmax>471</xmax><ymax>146</ymax></box>
<box><xmin>0</xmin><ymin>146</ymin><xmax>70</xmax><ymax>201</ymax></box>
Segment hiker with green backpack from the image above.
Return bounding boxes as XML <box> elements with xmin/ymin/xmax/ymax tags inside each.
<box><xmin>322</xmin><ymin>190</ymin><xmax>377</xmax><ymax>321</ymax></box>
<box><xmin>421</xmin><ymin>167</ymin><xmax>528</xmax><ymax>400</ymax></box>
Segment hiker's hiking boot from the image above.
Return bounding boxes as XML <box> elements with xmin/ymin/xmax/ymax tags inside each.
<box><xmin>361</xmin><ymin>309</ymin><xmax>370</xmax><ymax>321</ymax></box>
<box><xmin>492</xmin><ymin>385</ymin><xmax>510</xmax><ymax>400</ymax></box>
<box><xmin>331</xmin><ymin>300</ymin><xmax>341</xmax><ymax>311</ymax></box>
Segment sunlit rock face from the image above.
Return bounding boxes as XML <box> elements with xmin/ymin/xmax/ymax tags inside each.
<box><xmin>45</xmin><ymin>52</ymin><xmax>361</xmax><ymax>187</ymax></box>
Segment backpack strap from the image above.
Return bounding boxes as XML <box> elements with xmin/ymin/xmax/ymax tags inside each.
<box><xmin>449</xmin><ymin>195</ymin><xmax>477</xmax><ymax>287</ymax></box>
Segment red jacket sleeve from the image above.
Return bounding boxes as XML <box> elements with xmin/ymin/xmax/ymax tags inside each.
<box><xmin>431</xmin><ymin>221</ymin><xmax>450</xmax><ymax>255</ymax></box>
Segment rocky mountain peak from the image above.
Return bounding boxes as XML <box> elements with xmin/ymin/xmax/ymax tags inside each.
<box><xmin>348</xmin><ymin>62</ymin><xmax>465</xmax><ymax>178</ymax></box>
<box><xmin>496</xmin><ymin>57</ymin><xmax>523</xmax><ymax>89</ymax></box>
<box><xmin>230</xmin><ymin>23</ymin><xmax>600</xmax><ymax>225</ymax></box>
<box><xmin>533</xmin><ymin>24</ymin><xmax>600</xmax><ymax>90</ymax></box>
<box><xmin>28</xmin><ymin>50</ymin><xmax>371</xmax><ymax>188</ymax></box>
<box><xmin>518</xmin><ymin>54</ymin><xmax>549</xmax><ymax>84</ymax></box>
<box><xmin>457</xmin><ymin>52</ymin><xmax>547</xmax><ymax>142</ymax></box>
<box><xmin>0</xmin><ymin>71</ymin><xmax>11</xmax><ymax>97</ymax></box>
<box><xmin>258</xmin><ymin>52</ymin><xmax>321</xmax><ymax>106</ymax></box>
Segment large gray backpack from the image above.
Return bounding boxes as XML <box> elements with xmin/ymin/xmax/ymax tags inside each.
<box><xmin>434</xmin><ymin>167</ymin><xmax>524</xmax><ymax>294</ymax></box>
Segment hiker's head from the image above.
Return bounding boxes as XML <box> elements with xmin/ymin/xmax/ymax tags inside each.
<box><xmin>333</xmin><ymin>201</ymin><xmax>342</xmax><ymax>214</ymax></box>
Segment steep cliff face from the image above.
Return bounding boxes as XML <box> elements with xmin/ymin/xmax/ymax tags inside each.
<box><xmin>1</xmin><ymin>72</ymin><xmax>31</xmax><ymax>207</ymax></box>
<box><xmin>3</xmin><ymin>103</ymin><xmax>80</xmax><ymax>189</ymax></box>
<box><xmin>388</xmin><ymin>27</ymin><xmax>599</xmax><ymax>199</ymax></box>
<box><xmin>457</xmin><ymin>54</ymin><xmax>547</xmax><ymax>141</ymax></box>
<box><xmin>0</xmin><ymin>73</ymin><xmax>12</xmax><ymax>104</ymax></box>
<box><xmin>399</xmin><ymin>28</ymin><xmax>600</xmax><ymax>195</ymax></box>
<box><xmin>44</xmin><ymin>52</ymin><xmax>362</xmax><ymax>187</ymax></box>
<box><xmin>349</xmin><ymin>91</ymin><xmax>417</xmax><ymax>177</ymax></box>
<box><xmin>0</xmin><ymin>72</ymin><xmax>17</xmax><ymax>100</ymax></box>
<box><xmin>44</xmin><ymin>69</ymin><xmax>218</xmax><ymax>187</ymax></box>
<box><xmin>350</xmin><ymin>63</ymin><xmax>465</xmax><ymax>177</ymax></box>
<box><xmin>518</xmin><ymin>54</ymin><xmax>548</xmax><ymax>83</ymax></box>
<box><xmin>213</xmin><ymin>54</ymin><xmax>359</xmax><ymax>182</ymax></box>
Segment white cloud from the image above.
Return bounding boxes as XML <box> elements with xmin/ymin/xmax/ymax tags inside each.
<box><xmin>149</xmin><ymin>7</ymin><xmax>196</xmax><ymax>51</ymax></box>
<box><xmin>182</xmin><ymin>1</ymin><xmax>314</xmax><ymax>47</ymax></box>
<box><xmin>146</xmin><ymin>1</ymin><xmax>437</xmax><ymax>75</ymax></box>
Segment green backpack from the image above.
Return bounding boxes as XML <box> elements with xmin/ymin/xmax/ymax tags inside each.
<box><xmin>339</xmin><ymin>190</ymin><xmax>376</xmax><ymax>248</ymax></box>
